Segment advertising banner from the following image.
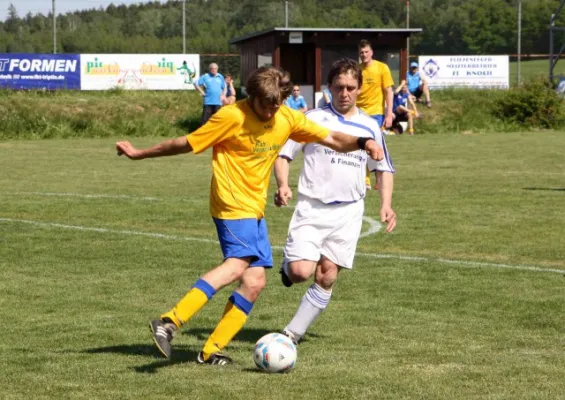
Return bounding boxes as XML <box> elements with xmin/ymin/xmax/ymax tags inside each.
<box><xmin>0</xmin><ymin>53</ymin><xmax>81</xmax><ymax>89</ymax></box>
<box><xmin>418</xmin><ymin>55</ymin><xmax>509</xmax><ymax>89</ymax></box>
<box><xmin>80</xmin><ymin>54</ymin><xmax>200</xmax><ymax>90</ymax></box>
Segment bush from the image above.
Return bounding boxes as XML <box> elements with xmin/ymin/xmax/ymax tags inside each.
<box><xmin>494</xmin><ymin>79</ymin><xmax>565</xmax><ymax>129</ymax></box>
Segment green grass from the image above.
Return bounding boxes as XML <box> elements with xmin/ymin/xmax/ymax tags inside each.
<box><xmin>510</xmin><ymin>59</ymin><xmax>565</xmax><ymax>84</ymax></box>
<box><xmin>1</xmin><ymin>132</ymin><xmax>565</xmax><ymax>399</ymax></box>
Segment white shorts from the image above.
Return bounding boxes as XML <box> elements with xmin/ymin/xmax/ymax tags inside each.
<box><xmin>283</xmin><ymin>194</ymin><xmax>364</xmax><ymax>269</ymax></box>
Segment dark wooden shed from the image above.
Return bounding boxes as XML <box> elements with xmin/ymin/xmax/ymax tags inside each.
<box><xmin>229</xmin><ymin>27</ymin><xmax>422</xmax><ymax>107</ymax></box>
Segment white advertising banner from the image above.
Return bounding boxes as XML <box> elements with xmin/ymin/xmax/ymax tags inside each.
<box><xmin>80</xmin><ymin>54</ymin><xmax>200</xmax><ymax>90</ymax></box>
<box><xmin>418</xmin><ymin>55</ymin><xmax>509</xmax><ymax>89</ymax></box>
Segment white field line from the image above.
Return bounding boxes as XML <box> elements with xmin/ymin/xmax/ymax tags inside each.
<box><xmin>1</xmin><ymin>217</ymin><xmax>564</xmax><ymax>275</ymax></box>
<box><xmin>13</xmin><ymin>192</ymin><xmax>160</xmax><ymax>201</ymax></box>
<box><xmin>360</xmin><ymin>216</ymin><xmax>382</xmax><ymax>237</ymax></box>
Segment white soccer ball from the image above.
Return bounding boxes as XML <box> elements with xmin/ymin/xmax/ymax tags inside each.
<box><xmin>253</xmin><ymin>332</ymin><xmax>297</xmax><ymax>373</ymax></box>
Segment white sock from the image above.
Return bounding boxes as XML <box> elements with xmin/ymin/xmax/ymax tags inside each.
<box><xmin>285</xmin><ymin>283</ymin><xmax>332</xmax><ymax>340</ymax></box>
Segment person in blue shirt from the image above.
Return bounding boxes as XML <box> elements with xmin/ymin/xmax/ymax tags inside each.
<box><xmin>285</xmin><ymin>85</ymin><xmax>308</xmax><ymax>112</ymax></box>
<box><xmin>222</xmin><ymin>73</ymin><xmax>236</xmax><ymax>105</ymax></box>
<box><xmin>406</xmin><ymin>61</ymin><xmax>431</xmax><ymax>108</ymax></box>
<box><xmin>391</xmin><ymin>81</ymin><xmax>419</xmax><ymax>135</ymax></box>
<box><xmin>195</xmin><ymin>63</ymin><xmax>226</xmax><ymax>125</ymax></box>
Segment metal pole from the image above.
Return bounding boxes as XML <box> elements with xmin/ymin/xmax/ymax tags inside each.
<box><xmin>406</xmin><ymin>1</ymin><xmax>410</xmax><ymax>66</ymax></box>
<box><xmin>517</xmin><ymin>0</ymin><xmax>521</xmax><ymax>85</ymax></box>
<box><xmin>182</xmin><ymin>0</ymin><xmax>186</xmax><ymax>54</ymax></box>
<box><xmin>285</xmin><ymin>1</ymin><xmax>289</xmax><ymax>28</ymax></box>
<box><xmin>53</xmin><ymin>0</ymin><xmax>56</xmax><ymax>54</ymax></box>
<box><xmin>550</xmin><ymin>13</ymin><xmax>554</xmax><ymax>83</ymax></box>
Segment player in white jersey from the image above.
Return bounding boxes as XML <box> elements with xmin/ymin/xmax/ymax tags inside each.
<box><xmin>273</xmin><ymin>58</ymin><xmax>397</xmax><ymax>345</ymax></box>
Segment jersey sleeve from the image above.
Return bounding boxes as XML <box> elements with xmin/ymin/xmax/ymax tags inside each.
<box><xmin>278</xmin><ymin>139</ymin><xmax>304</xmax><ymax>161</ymax></box>
<box><xmin>187</xmin><ymin>107</ymin><xmax>239</xmax><ymax>154</ymax></box>
<box><xmin>367</xmin><ymin>134</ymin><xmax>395</xmax><ymax>173</ymax></box>
<box><xmin>382</xmin><ymin>64</ymin><xmax>394</xmax><ymax>89</ymax></box>
<box><xmin>300</xmin><ymin>98</ymin><xmax>307</xmax><ymax>109</ymax></box>
<box><xmin>197</xmin><ymin>75</ymin><xmax>205</xmax><ymax>86</ymax></box>
<box><xmin>288</xmin><ymin>110</ymin><xmax>330</xmax><ymax>143</ymax></box>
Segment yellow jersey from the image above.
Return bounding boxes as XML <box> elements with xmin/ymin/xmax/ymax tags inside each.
<box><xmin>356</xmin><ymin>60</ymin><xmax>394</xmax><ymax>116</ymax></box>
<box><xmin>187</xmin><ymin>100</ymin><xmax>330</xmax><ymax>219</ymax></box>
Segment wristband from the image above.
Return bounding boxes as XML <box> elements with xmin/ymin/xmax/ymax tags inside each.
<box><xmin>357</xmin><ymin>137</ymin><xmax>375</xmax><ymax>150</ymax></box>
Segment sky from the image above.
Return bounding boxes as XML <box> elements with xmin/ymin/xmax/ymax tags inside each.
<box><xmin>0</xmin><ymin>1</ymin><xmax>167</xmax><ymax>21</ymax></box>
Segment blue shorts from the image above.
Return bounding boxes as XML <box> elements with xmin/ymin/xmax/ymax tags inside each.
<box><xmin>213</xmin><ymin>217</ymin><xmax>273</xmax><ymax>268</ymax></box>
<box><xmin>371</xmin><ymin>114</ymin><xmax>384</xmax><ymax>126</ymax></box>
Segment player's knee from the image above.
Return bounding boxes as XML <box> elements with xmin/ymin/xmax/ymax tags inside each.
<box><xmin>288</xmin><ymin>261</ymin><xmax>314</xmax><ymax>282</ymax></box>
<box><xmin>316</xmin><ymin>259</ymin><xmax>339</xmax><ymax>289</ymax></box>
<box><xmin>241</xmin><ymin>272</ymin><xmax>267</xmax><ymax>299</ymax></box>
<box><xmin>222</xmin><ymin>258</ymin><xmax>251</xmax><ymax>281</ymax></box>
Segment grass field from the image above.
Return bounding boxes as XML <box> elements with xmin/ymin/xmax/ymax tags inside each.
<box><xmin>1</xmin><ymin>131</ymin><xmax>565</xmax><ymax>399</ymax></box>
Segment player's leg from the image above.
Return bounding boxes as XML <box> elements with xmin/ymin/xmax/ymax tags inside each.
<box><xmin>283</xmin><ymin>256</ymin><xmax>339</xmax><ymax>344</ymax></box>
<box><xmin>151</xmin><ymin>218</ymin><xmax>261</xmax><ymax>359</ymax></box>
<box><xmin>200</xmin><ymin>105</ymin><xmax>213</xmax><ymax>125</ymax></box>
<box><xmin>199</xmin><ymin>266</ymin><xmax>266</xmax><ymax>365</ymax></box>
<box><xmin>199</xmin><ymin>218</ymin><xmax>273</xmax><ymax>365</ymax></box>
<box><xmin>408</xmin><ymin>111</ymin><xmax>414</xmax><ymax>135</ymax></box>
<box><xmin>283</xmin><ymin>200</ymin><xmax>364</xmax><ymax>343</ymax></box>
<box><xmin>422</xmin><ymin>81</ymin><xmax>431</xmax><ymax>106</ymax></box>
<box><xmin>151</xmin><ymin>257</ymin><xmax>251</xmax><ymax>359</ymax></box>
<box><xmin>280</xmin><ymin>196</ymin><xmax>324</xmax><ymax>287</ymax></box>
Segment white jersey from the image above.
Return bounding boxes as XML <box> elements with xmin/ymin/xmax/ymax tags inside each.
<box><xmin>278</xmin><ymin>103</ymin><xmax>395</xmax><ymax>204</ymax></box>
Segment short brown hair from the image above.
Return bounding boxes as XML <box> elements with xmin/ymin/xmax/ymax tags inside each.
<box><xmin>246</xmin><ymin>67</ymin><xmax>293</xmax><ymax>105</ymax></box>
<box><xmin>327</xmin><ymin>58</ymin><xmax>362</xmax><ymax>88</ymax></box>
<box><xmin>358</xmin><ymin>39</ymin><xmax>372</xmax><ymax>50</ymax></box>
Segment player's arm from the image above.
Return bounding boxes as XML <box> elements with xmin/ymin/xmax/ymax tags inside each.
<box><xmin>376</xmin><ymin>171</ymin><xmax>396</xmax><ymax>233</ymax></box>
<box><xmin>383</xmin><ymin>65</ymin><xmax>395</xmax><ymax>128</ymax></box>
<box><xmin>195</xmin><ymin>77</ymin><xmax>206</xmax><ymax>97</ymax></box>
<box><xmin>321</xmin><ymin>131</ymin><xmax>384</xmax><ymax>161</ymax></box>
<box><xmin>395</xmin><ymin>80</ymin><xmax>406</xmax><ymax>94</ymax></box>
<box><xmin>289</xmin><ymin>112</ymin><xmax>384</xmax><ymax>161</ymax></box>
<box><xmin>384</xmin><ymin>86</ymin><xmax>394</xmax><ymax>128</ymax></box>
<box><xmin>274</xmin><ymin>139</ymin><xmax>303</xmax><ymax>207</ymax></box>
<box><xmin>116</xmin><ymin>137</ymin><xmax>192</xmax><ymax>160</ymax></box>
<box><xmin>299</xmin><ymin>99</ymin><xmax>308</xmax><ymax>113</ymax></box>
<box><xmin>274</xmin><ymin>157</ymin><xmax>292</xmax><ymax>207</ymax></box>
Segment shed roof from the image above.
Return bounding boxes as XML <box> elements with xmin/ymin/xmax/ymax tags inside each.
<box><xmin>229</xmin><ymin>27</ymin><xmax>423</xmax><ymax>45</ymax></box>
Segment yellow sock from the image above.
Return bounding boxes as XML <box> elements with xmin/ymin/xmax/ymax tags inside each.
<box><xmin>365</xmin><ymin>166</ymin><xmax>371</xmax><ymax>187</ymax></box>
<box><xmin>201</xmin><ymin>292</ymin><xmax>252</xmax><ymax>360</ymax></box>
<box><xmin>160</xmin><ymin>279</ymin><xmax>216</xmax><ymax>327</ymax></box>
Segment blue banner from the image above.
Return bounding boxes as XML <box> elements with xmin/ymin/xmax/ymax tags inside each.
<box><xmin>0</xmin><ymin>54</ymin><xmax>81</xmax><ymax>90</ymax></box>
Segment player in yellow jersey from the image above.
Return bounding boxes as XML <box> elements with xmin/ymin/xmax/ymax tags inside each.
<box><xmin>356</xmin><ymin>39</ymin><xmax>395</xmax><ymax>190</ymax></box>
<box><xmin>116</xmin><ymin>66</ymin><xmax>385</xmax><ymax>365</ymax></box>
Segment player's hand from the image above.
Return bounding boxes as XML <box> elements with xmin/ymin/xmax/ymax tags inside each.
<box><xmin>116</xmin><ymin>141</ymin><xmax>143</xmax><ymax>160</ymax></box>
<box><xmin>365</xmin><ymin>140</ymin><xmax>384</xmax><ymax>161</ymax></box>
<box><xmin>384</xmin><ymin>113</ymin><xmax>394</xmax><ymax>129</ymax></box>
<box><xmin>274</xmin><ymin>186</ymin><xmax>293</xmax><ymax>207</ymax></box>
<box><xmin>380</xmin><ymin>206</ymin><xmax>397</xmax><ymax>233</ymax></box>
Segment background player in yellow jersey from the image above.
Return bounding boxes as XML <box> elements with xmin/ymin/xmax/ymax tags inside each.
<box><xmin>116</xmin><ymin>66</ymin><xmax>385</xmax><ymax>365</ymax></box>
<box><xmin>356</xmin><ymin>39</ymin><xmax>395</xmax><ymax>190</ymax></box>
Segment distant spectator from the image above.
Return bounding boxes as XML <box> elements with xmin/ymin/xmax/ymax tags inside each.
<box><xmin>195</xmin><ymin>63</ymin><xmax>226</xmax><ymax>125</ymax></box>
<box><xmin>222</xmin><ymin>74</ymin><xmax>236</xmax><ymax>105</ymax></box>
<box><xmin>285</xmin><ymin>85</ymin><xmax>308</xmax><ymax>112</ymax></box>
<box><xmin>322</xmin><ymin>87</ymin><xmax>332</xmax><ymax>105</ymax></box>
<box><xmin>407</xmin><ymin>61</ymin><xmax>431</xmax><ymax>108</ymax></box>
<box><xmin>392</xmin><ymin>81</ymin><xmax>419</xmax><ymax>135</ymax></box>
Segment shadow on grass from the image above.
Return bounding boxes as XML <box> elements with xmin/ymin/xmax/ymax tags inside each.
<box><xmin>523</xmin><ymin>187</ymin><xmax>565</xmax><ymax>192</ymax></box>
<box><xmin>84</xmin><ymin>344</ymin><xmax>200</xmax><ymax>374</ymax></box>
<box><xmin>182</xmin><ymin>327</ymin><xmax>274</xmax><ymax>343</ymax></box>
<box><xmin>182</xmin><ymin>327</ymin><xmax>325</xmax><ymax>344</ymax></box>
<box><xmin>175</xmin><ymin>116</ymin><xmax>201</xmax><ymax>133</ymax></box>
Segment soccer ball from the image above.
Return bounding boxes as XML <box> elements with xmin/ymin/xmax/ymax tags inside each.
<box><xmin>253</xmin><ymin>333</ymin><xmax>297</xmax><ymax>373</ymax></box>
